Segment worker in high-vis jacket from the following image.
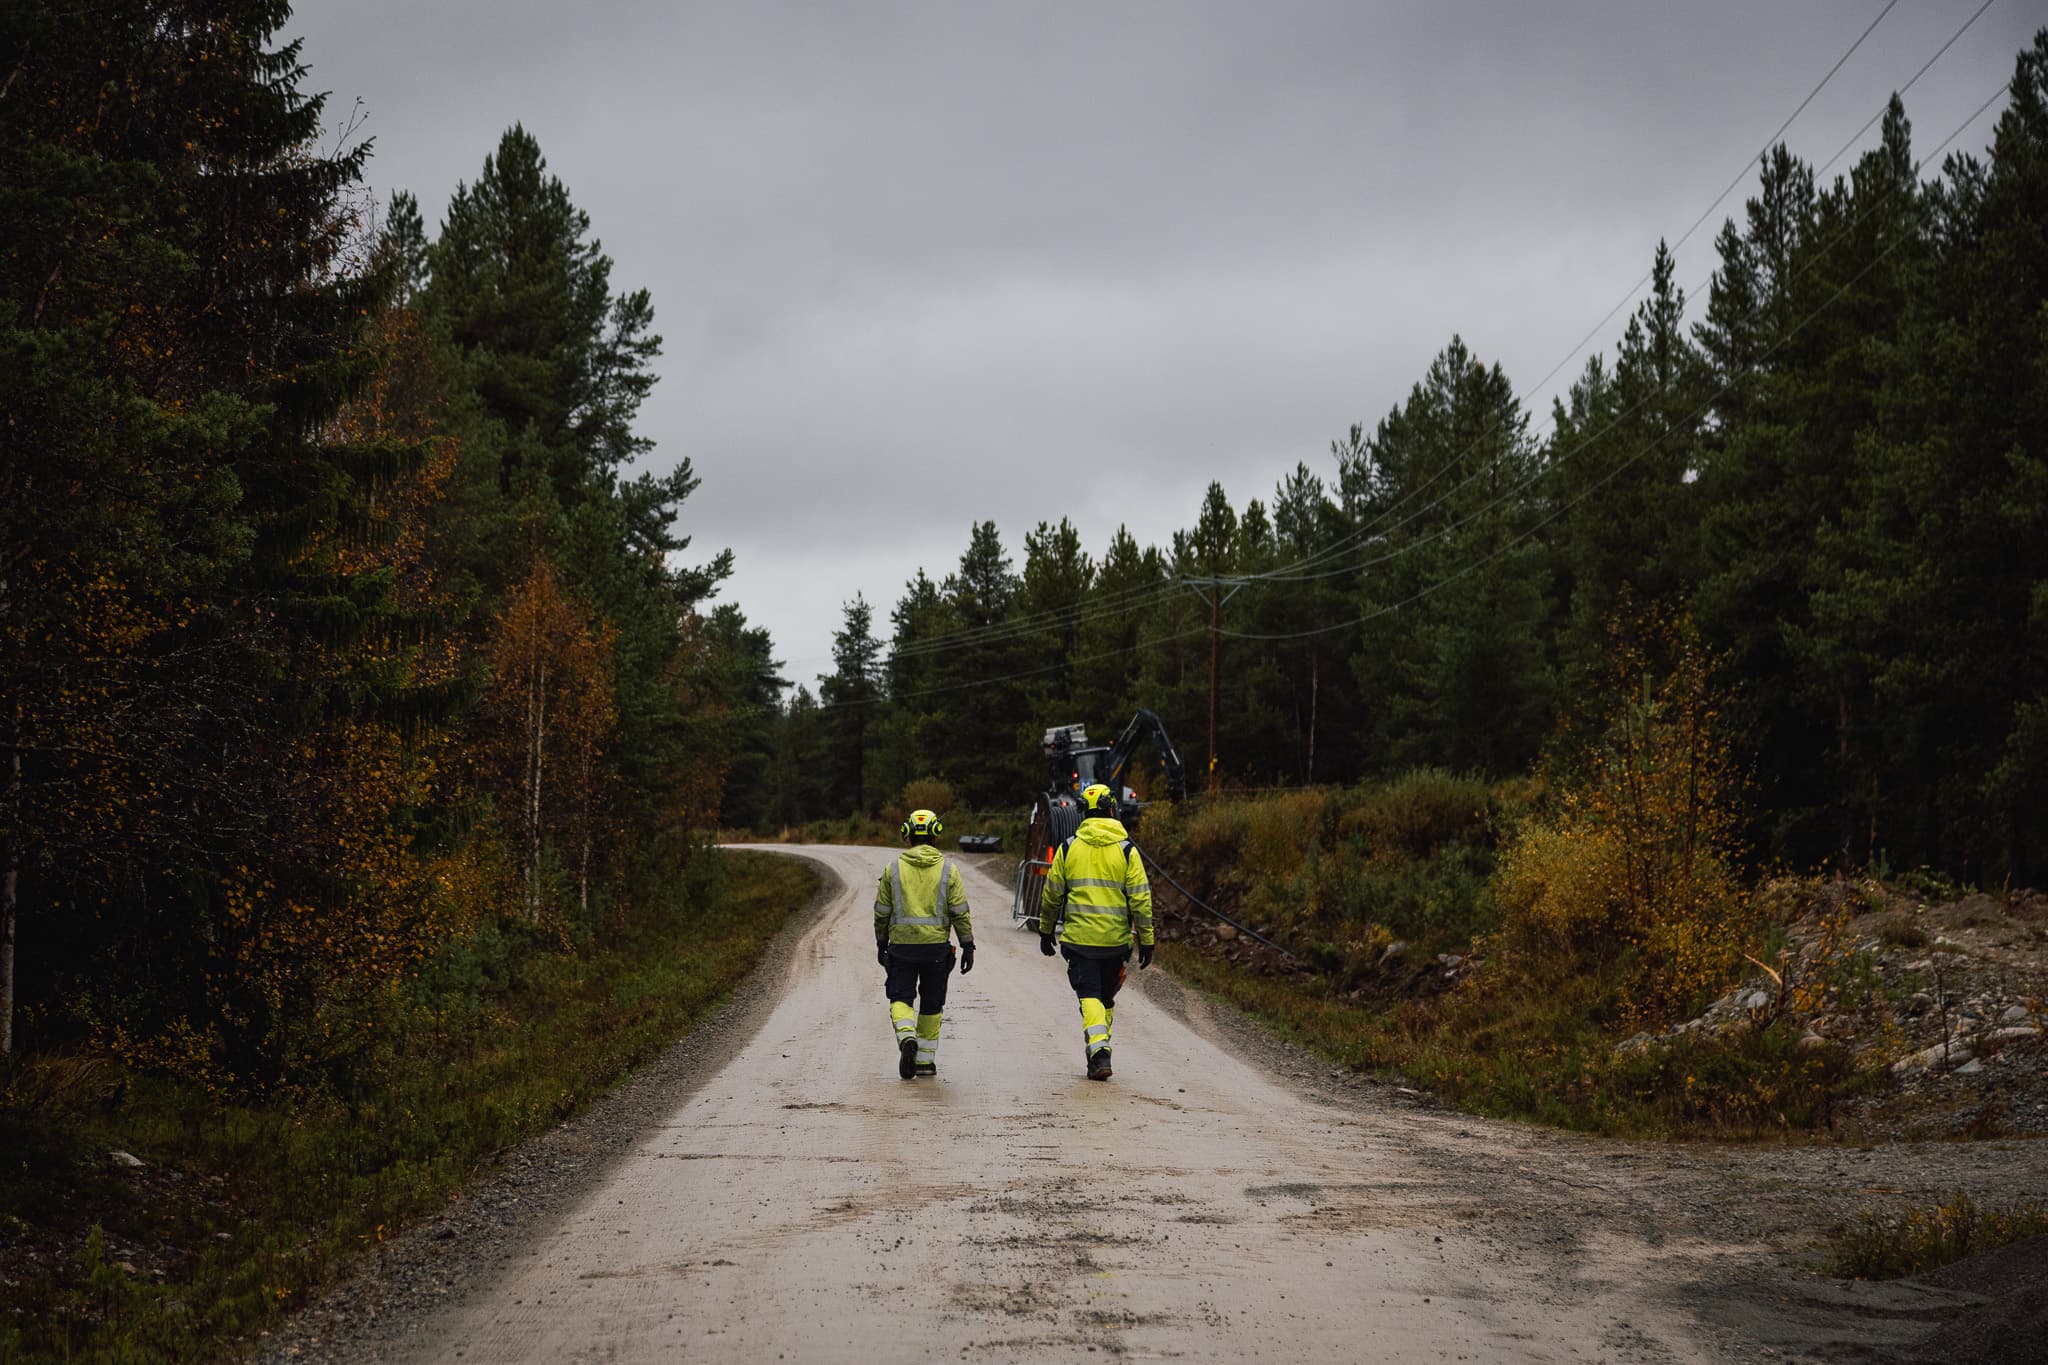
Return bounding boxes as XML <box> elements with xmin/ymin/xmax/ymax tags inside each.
<box><xmin>875</xmin><ymin>808</ymin><xmax>974</xmax><ymax>1079</ymax></box>
<box><xmin>1038</xmin><ymin>782</ymin><xmax>1154</xmax><ymax>1080</ymax></box>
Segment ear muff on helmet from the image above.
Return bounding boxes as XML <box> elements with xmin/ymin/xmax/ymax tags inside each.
<box><xmin>1081</xmin><ymin>783</ymin><xmax>1116</xmax><ymax>814</ymax></box>
<box><xmin>901</xmin><ymin>808</ymin><xmax>944</xmax><ymax>841</ymax></box>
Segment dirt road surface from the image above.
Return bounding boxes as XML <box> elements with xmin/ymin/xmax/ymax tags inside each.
<box><xmin>358</xmin><ymin>845</ymin><xmax>2046</xmax><ymax>1364</ymax></box>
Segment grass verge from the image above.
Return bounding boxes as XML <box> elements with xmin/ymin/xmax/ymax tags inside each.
<box><xmin>0</xmin><ymin>849</ymin><xmax>818</xmax><ymax>1363</ymax></box>
<box><xmin>1830</xmin><ymin>1193</ymin><xmax>2048</xmax><ymax>1279</ymax></box>
<box><xmin>1160</xmin><ymin>943</ymin><xmax>1870</xmax><ymax>1139</ymax></box>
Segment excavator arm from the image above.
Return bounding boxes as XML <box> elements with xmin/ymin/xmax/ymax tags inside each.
<box><xmin>1103</xmin><ymin>708</ymin><xmax>1187</xmax><ymax>808</ymax></box>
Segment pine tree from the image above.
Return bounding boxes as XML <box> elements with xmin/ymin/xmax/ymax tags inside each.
<box><xmin>1550</xmin><ymin>241</ymin><xmax>1710</xmax><ymax>730</ymax></box>
<box><xmin>930</xmin><ymin>522</ymin><xmax>1031</xmax><ymax>806</ymax></box>
<box><xmin>1071</xmin><ymin>526</ymin><xmax>1169</xmax><ymax>730</ymax></box>
<box><xmin>1017</xmin><ymin>517</ymin><xmax>1095</xmax><ymax>702</ymax></box>
<box><xmin>702</xmin><ymin>605</ymin><xmax>786</xmax><ymax>830</ymax></box>
<box><xmin>426</xmin><ymin>124</ymin><xmax>659</xmax><ymax>508</ymax></box>
<box><xmin>1347</xmin><ymin>338</ymin><xmax>1553</xmax><ymax>775</ymax></box>
<box><xmin>877</xmin><ymin>569</ymin><xmax>953</xmax><ymax>798</ymax></box>
<box><xmin>820</xmin><ymin>596</ymin><xmax>882</xmax><ymax>813</ymax></box>
<box><xmin>1266</xmin><ymin>463</ymin><xmax>1354</xmax><ymax>783</ymax></box>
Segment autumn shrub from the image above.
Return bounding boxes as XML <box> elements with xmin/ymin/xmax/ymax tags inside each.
<box><xmin>1349</xmin><ymin>843</ymin><xmax>1497</xmax><ymax>941</ymax></box>
<box><xmin>889</xmin><ymin>776</ymin><xmax>959</xmax><ymax>827</ymax></box>
<box><xmin>1340</xmin><ymin>768</ymin><xmax>1494</xmax><ymax>860</ymax></box>
<box><xmin>1138</xmin><ymin>777</ymin><xmax>1507</xmax><ymax>955</ymax></box>
<box><xmin>1493</xmin><ymin>616</ymin><xmax>1755</xmax><ymax>1027</ymax></box>
<box><xmin>1831</xmin><ymin>1193</ymin><xmax>2048</xmax><ymax>1279</ymax></box>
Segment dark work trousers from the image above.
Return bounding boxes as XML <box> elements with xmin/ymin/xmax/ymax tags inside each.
<box><xmin>885</xmin><ymin>947</ymin><xmax>956</xmax><ymax>1014</ymax></box>
<box><xmin>1061</xmin><ymin>946</ymin><xmax>1130</xmax><ymax>1007</ymax></box>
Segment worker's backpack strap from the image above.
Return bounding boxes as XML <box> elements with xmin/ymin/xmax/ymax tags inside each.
<box><xmin>1051</xmin><ymin>836</ymin><xmax>1076</xmax><ymax>913</ymax></box>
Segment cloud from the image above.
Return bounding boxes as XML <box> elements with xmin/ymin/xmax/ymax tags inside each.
<box><xmin>289</xmin><ymin>0</ymin><xmax>2036</xmax><ymax>681</ymax></box>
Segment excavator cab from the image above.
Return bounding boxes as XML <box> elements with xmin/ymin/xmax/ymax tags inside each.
<box><xmin>1041</xmin><ymin>724</ymin><xmax>1099</xmax><ymax>795</ymax></box>
<box><xmin>1012</xmin><ymin>712</ymin><xmax>1187</xmax><ymax>926</ymax></box>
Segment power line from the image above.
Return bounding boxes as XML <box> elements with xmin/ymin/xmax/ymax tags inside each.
<box><xmin>819</xmin><ymin>77</ymin><xmax>2011</xmax><ymax>705</ymax></box>
<box><xmin>1229</xmin><ymin>73</ymin><xmax>2010</xmax><ymax>595</ymax></box>
<box><xmin>794</xmin><ymin>2</ymin><xmax>1994</xmax><ymax>681</ymax></box>
<box><xmin>1215</xmin><ymin>80</ymin><xmax>2011</xmax><ymax>648</ymax></box>
<box><xmin>1219</xmin><ymin>246</ymin><xmax>1907</xmax><ymax>645</ymax></box>
<box><xmin>849</xmin><ymin>4</ymin><xmax>1939</xmax><ymax>677</ymax></box>
<box><xmin>1240</xmin><ymin>0</ymin><xmax>1908</xmax><ymax>589</ymax></box>
<box><xmin>1813</xmin><ymin>0</ymin><xmax>1997</xmax><ymax>180</ymax></box>
<box><xmin>1667</xmin><ymin>0</ymin><xmax>1900</xmax><ymax>259</ymax></box>
<box><xmin>812</xmin><ymin>39</ymin><xmax>2010</xmax><ymax>706</ymax></box>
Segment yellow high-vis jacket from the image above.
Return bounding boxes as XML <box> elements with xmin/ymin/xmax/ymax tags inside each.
<box><xmin>874</xmin><ymin>844</ymin><xmax>973</xmax><ymax>948</ymax></box>
<box><xmin>1037</xmin><ymin>816</ymin><xmax>1153</xmax><ymax>949</ymax></box>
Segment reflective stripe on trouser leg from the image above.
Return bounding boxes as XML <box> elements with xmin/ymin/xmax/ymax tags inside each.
<box><xmin>1104</xmin><ymin>1005</ymin><xmax>1114</xmax><ymax>1044</ymax></box>
<box><xmin>916</xmin><ymin>1012</ymin><xmax>941</xmax><ymax>1063</ymax></box>
<box><xmin>1079</xmin><ymin>997</ymin><xmax>1110</xmax><ymax>1056</ymax></box>
<box><xmin>890</xmin><ymin>1000</ymin><xmax>916</xmax><ymax>1043</ymax></box>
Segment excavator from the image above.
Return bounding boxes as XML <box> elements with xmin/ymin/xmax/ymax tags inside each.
<box><xmin>1009</xmin><ymin>709</ymin><xmax>1187</xmax><ymax>927</ymax></box>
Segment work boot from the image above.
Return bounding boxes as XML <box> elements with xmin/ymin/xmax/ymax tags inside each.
<box><xmin>899</xmin><ymin>1036</ymin><xmax>919</xmax><ymax>1079</ymax></box>
<box><xmin>914</xmin><ymin>1061</ymin><xmax>937</xmax><ymax>1077</ymax></box>
<box><xmin>1087</xmin><ymin>1047</ymin><xmax>1113</xmax><ymax>1081</ymax></box>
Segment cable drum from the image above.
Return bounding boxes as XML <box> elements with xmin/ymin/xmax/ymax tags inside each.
<box><xmin>1011</xmin><ymin>792</ymin><xmax>1083</xmax><ymax>928</ymax></box>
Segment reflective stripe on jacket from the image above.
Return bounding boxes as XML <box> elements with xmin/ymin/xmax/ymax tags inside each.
<box><xmin>874</xmin><ymin>845</ymin><xmax>973</xmax><ymax>947</ymax></box>
<box><xmin>1037</xmin><ymin>816</ymin><xmax>1153</xmax><ymax>948</ymax></box>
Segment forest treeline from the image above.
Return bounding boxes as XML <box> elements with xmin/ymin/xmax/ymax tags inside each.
<box><xmin>1</xmin><ymin>6</ymin><xmax>774</xmax><ymax>1085</ymax></box>
<box><xmin>761</xmin><ymin>31</ymin><xmax>2048</xmax><ymax>890</ymax></box>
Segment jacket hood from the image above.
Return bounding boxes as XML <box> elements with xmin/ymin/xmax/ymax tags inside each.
<box><xmin>1076</xmin><ymin>817</ymin><xmax>1130</xmax><ymax>845</ymax></box>
<box><xmin>900</xmin><ymin>843</ymin><xmax>946</xmax><ymax>867</ymax></box>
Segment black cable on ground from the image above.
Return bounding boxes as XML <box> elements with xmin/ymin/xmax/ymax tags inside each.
<box><xmin>1135</xmin><ymin>849</ymin><xmax>1304</xmax><ymax>965</ymax></box>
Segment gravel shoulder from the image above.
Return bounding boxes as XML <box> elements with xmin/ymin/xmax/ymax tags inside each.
<box><xmin>257</xmin><ymin>855</ymin><xmax>845</xmax><ymax>1363</ymax></box>
<box><xmin>1132</xmin><ymin>941</ymin><xmax>2048</xmax><ymax>1364</ymax></box>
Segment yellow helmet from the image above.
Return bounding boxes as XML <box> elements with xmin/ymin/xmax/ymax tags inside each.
<box><xmin>1080</xmin><ymin>783</ymin><xmax>1117</xmax><ymax>815</ymax></box>
<box><xmin>901</xmin><ymin>808</ymin><xmax>944</xmax><ymax>842</ymax></box>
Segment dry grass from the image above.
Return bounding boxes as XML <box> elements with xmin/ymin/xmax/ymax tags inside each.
<box><xmin>1831</xmin><ymin>1193</ymin><xmax>2048</xmax><ymax>1279</ymax></box>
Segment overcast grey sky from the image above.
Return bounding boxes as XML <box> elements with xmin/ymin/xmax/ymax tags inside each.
<box><xmin>289</xmin><ymin>1</ymin><xmax>2033</xmax><ymax>685</ymax></box>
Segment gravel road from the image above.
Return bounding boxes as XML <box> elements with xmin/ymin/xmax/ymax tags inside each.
<box><xmin>266</xmin><ymin>845</ymin><xmax>2048</xmax><ymax>1364</ymax></box>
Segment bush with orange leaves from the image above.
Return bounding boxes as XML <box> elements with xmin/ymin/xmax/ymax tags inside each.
<box><xmin>887</xmin><ymin>777</ymin><xmax>960</xmax><ymax>830</ymax></box>
<box><xmin>1493</xmin><ymin>614</ymin><xmax>1754</xmax><ymax>1028</ymax></box>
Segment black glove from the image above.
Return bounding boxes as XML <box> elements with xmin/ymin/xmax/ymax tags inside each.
<box><xmin>959</xmin><ymin>944</ymin><xmax>975</xmax><ymax>974</ymax></box>
<box><xmin>1138</xmin><ymin>943</ymin><xmax>1154</xmax><ymax>969</ymax></box>
<box><xmin>1039</xmin><ymin>933</ymin><xmax>1057</xmax><ymax>957</ymax></box>
<box><xmin>876</xmin><ymin>943</ymin><xmax>889</xmax><ymax>967</ymax></box>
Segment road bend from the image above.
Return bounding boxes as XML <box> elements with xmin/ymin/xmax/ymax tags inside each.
<box><xmin>404</xmin><ymin>843</ymin><xmax>1708</xmax><ymax>1363</ymax></box>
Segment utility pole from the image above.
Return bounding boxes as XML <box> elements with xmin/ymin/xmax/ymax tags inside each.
<box><xmin>1180</xmin><ymin>576</ymin><xmax>1249</xmax><ymax>791</ymax></box>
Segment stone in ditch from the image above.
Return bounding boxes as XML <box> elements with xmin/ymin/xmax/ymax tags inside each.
<box><xmin>1891</xmin><ymin>1042</ymin><xmax>1973</xmax><ymax>1076</ymax></box>
<box><xmin>1989</xmin><ymin>1026</ymin><xmax>2041</xmax><ymax>1043</ymax></box>
<box><xmin>1742</xmin><ymin>990</ymin><xmax>1771</xmax><ymax>1012</ymax></box>
<box><xmin>2003</xmin><ymin>1004</ymin><xmax>2031</xmax><ymax>1023</ymax></box>
<box><xmin>1214</xmin><ymin>923</ymin><xmax>1237</xmax><ymax>941</ymax></box>
<box><xmin>1797</xmin><ymin>1033</ymin><xmax>1828</xmax><ymax>1053</ymax></box>
<box><xmin>109</xmin><ymin>1151</ymin><xmax>144</xmax><ymax>1168</ymax></box>
<box><xmin>1956</xmin><ymin>1059</ymin><xmax>1984</xmax><ymax>1075</ymax></box>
